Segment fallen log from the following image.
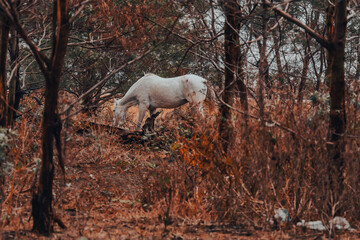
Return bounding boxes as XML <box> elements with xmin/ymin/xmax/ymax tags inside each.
<box><xmin>77</xmin><ymin>120</ymin><xmax>132</xmax><ymax>135</ymax></box>
<box><xmin>70</xmin><ymin>120</ymin><xmax>148</xmax><ymax>144</ymax></box>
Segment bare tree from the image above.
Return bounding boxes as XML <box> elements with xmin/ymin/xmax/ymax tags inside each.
<box><xmin>264</xmin><ymin>0</ymin><xmax>348</xmax><ymax>216</ymax></box>
<box><xmin>0</xmin><ymin>0</ymin><xmax>71</xmax><ymax>233</ymax></box>
<box><xmin>6</xmin><ymin>0</ymin><xmax>21</xmax><ymax>126</ymax></box>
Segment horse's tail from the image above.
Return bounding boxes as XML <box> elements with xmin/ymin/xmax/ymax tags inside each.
<box><xmin>205</xmin><ymin>83</ymin><xmax>217</xmax><ymax>103</ymax></box>
<box><xmin>203</xmin><ymin>83</ymin><xmax>219</xmax><ymax>115</ymax></box>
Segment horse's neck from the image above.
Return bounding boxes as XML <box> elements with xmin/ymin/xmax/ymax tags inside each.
<box><xmin>120</xmin><ymin>92</ymin><xmax>138</xmax><ymax>109</ymax></box>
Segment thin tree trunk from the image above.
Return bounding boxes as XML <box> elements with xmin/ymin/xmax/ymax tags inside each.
<box><xmin>297</xmin><ymin>36</ymin><xmax>311</xmax><ymax>104</ymax></box>
<box><xmin>7</xmin><ymin>26</ymin><xmax>20</xmax><ymax>126</ymax></box>
<box><xmin>237</xmin><ymin>57</ymin><xmax>248</xmax><ymax>125</ymax></box>
<box><xmin>234</xmin><ymin>12</ymin><xmax>248</xmax><ymax>125</ymax></box>
<box><xmin>356</xmin><ymin>35</ymin><xmax>360</xmax><ymax>79</ymax></box>
<box><xmin>258</xmin><ymin>1</ymin><xmax>268</xmax><ymax>124</ymax></box>
<box><xmin>313</xmin><ymin>46</ymin><xmax>324</xmax><ymax>91</ymax></box>
<box><xmin>324</xmin><ymin>5</ymin><xmax>335</xmax><ymax>87</ymax></box>
<box><xmin>272</xmin><ymin>30</ymin><xmax>284</xmax><ymax>84</ymax></box>
<box><xmin>0</xmin><ymin>14</ymin><xmax>9</xmax><ymax>127</ymax></box>
<box><xmin>0</xmin><ymin>9</ymin><xmax>9</xmax><ymax>215</ymax></box>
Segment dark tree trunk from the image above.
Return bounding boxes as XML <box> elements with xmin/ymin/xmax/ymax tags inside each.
<box><xmin>219</xmin><ymin>0</ymin><xmax>241</xmax><ymax>152</ymax></box>
<box><xmin>0</xmin><ymin>14</ymin><xmax>9</xmax><ymax>127</ymax></box>
<box><xmin>7</xmin><ymin>26</ymin><xmax>21</xmax><ymax>126</ymax></box>
<box><xmin>326</xmin><ymin>0</ymin><xmax>347</xmax><ymax>216</ymax></box>
<box><xmin>0</xmin><ymin>0</ymin><xmax>71</xmax><ymax>233</ymax></box>
<box><xmin>314</xmin><ymin>46</ymin><xmax>324</xmax><ymax>91</ymax></box>
<box><xmin>31</xmin><ymin>0</ymin><xmax>70</xmax><ymax>234</ymax></box>
<box><xmin>0</xmin><ymin>14</ymin><xmax>9</xmax><ymax>204</ymax></box>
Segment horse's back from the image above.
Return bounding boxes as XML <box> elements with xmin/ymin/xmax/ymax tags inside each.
<box><xmin>130</xmin><ymin>73</ymin><xmax>207</xmax><ymax>103</ymax></box>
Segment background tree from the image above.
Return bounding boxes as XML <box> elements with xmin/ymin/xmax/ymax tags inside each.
<box><xmin>264</xmin><ymin>0</ymin><xmax>348</xmax><ymax>217</ymax></box>
<box><xmin>218</xmin><ymin>0</ymin><xmax>241</xmax><ymax>152</ymax></box>
<box><xmin>0</xmin><ymin>11</ymin><xmax>9</xmax><ymax>127</ymax></box>
<box><xmin>6</xmin><ymin>1</ymin><xmax>21</xmax><ymax>126</ymax></box>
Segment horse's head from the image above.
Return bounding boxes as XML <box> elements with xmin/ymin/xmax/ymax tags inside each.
<box><xmin>113</xmin><ymin>98</ymin><xmax>127</xmax><ymax>126</ymax></box>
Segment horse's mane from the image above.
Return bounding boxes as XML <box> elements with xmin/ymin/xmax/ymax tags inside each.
<box><xmin>143</xmin><ymin>72</ymin><xmax>155</xmax><ymax>77</ymax></box>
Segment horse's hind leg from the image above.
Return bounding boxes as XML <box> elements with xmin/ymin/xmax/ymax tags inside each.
<box><xmin>142</xmin><ymin>109</ymin><xmax>162</xmax><ymax>133</ymax></box>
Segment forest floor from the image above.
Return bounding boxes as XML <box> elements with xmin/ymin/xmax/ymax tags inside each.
<box><xmin>1</xmin><ymin>93</ymin><xmax>359</xmax><ymax>239</ymax></box>
<box><xmin>0</xmin><ymin>130</ymin><xmax>334</xmax><ymax>239</ymax></box>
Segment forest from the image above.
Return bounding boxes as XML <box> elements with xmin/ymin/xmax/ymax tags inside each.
<box><xmin>1</xmin><ymin>0</ymin><xmax>360</xmax><ymax>239</ymax></box>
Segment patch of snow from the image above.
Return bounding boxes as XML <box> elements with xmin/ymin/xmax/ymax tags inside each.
<box><xmin>274</xmin><ymin>208</ymin><xmax>290</xmax><ymax>222</ymax></box>
<box><xmin>297</xmin><ymin>220</ymin><xmax>326</xmax><ymax>231</ymax></box>
<box><xmin>330</xmin><ymin>217</ymin><xmax>354</xmax><ymax>231</ymax></box>
<box><xmin>296</xmin><ymin>217</ymin><xmax>354</xmax><ymax>231</ymax></box>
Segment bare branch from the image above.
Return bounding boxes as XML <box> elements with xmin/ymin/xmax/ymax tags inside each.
<box><xmin>59</xmin><ymin>45</ymin><xmax>159</xmax><ymax>116</ymax></box>
<box><xmin>69</xmin><ymin>0</ymin><xmax>92</xmax><ymax>24</ymax></box>
<box><xmin>264</xmin><ymin>0</ymin><xmax>331</xmax><ymax>49</ymax></box>
<box><xmin>0</xmin><ymin>0</ymin><xmax>51</xmax><ymax>76</ymax></box>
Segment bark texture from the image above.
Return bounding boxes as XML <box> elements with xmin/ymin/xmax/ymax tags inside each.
<box><xmin>326</xmin><ymin>0</ymin><xmax>347</xmax><ymax>215</ymax></box>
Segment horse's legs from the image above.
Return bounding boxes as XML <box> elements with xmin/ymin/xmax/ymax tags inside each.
<box><xmin>137</xmin><ymin>102</ymin><xmax>149</xmax><ymax>131</ymax></box>
<box><xmin>149</xmin><ymin>107</ymin><xmax>156</xmax><ymax>117</ymax></box>
<box><xmin>142</xmin><ymin>108</ymin><xmax>162</xmax><ymax>132</ymax></box>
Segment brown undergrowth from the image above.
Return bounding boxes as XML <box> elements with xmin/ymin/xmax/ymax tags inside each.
<box><xmin>1</xmin><ymin>90</ymin><xmax>360</xmax><ymax>239</ymax></box>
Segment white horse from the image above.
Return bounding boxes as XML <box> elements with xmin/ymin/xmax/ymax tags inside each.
<box><xmin>113</xmin><ymin>73</ymin><xmax>208</xmax><ymax>130</ymax></box>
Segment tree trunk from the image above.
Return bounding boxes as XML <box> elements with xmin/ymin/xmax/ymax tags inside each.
<box><xmin>272</xmin><ymin>30</ymin><xmax>284</xmax><ymax>84</ymax></box>
<box><xmin>297</xmin><ymin>36</ymin><xmax>311</xmax><ymax>104</ymax></box>
<box><xmin>234</xmin><ymin>14</ymin><xmax>247</xmax><ymax>125</ymax></box>
<box><xmin>324</xmin><ymin>5</ymin><xmax>335</xmax><ymax>87</ymax></box>
<box><xmin>0</xmin><ymin>0</ymin><xmax>70</xmax><ymax>233</ymax></box>
<box><xmin>236</xmin><ymin>58</ymin><xmax>248</xmax><ymax>125</ymax></box>
<box><xmin>32</xmin><ymin>0</ymin><xmax>70</xmax><ymax>234</ymax></box>
<box><xmin>263</xmin><ymin>0</ymin><xmax>348</xmax><ymax>219</ymax></box>
<box><xmin>258</xmin><ymin>1</ymin><xmax>268</xmax><ymax>124</ymax></box>
<box><xmin>326</xmin><ymin>0</ymin><xmax>347</xmax><ymax>216</ymax></box>
<box><xmin>7</xmin><ymin>26</ymin><xmax>21</xmax><ymax>126</ymax></box>
<box><xmin>219</xmin><ymin>0</ymin><xmax>241</xmax><ymax>152</ymax></box>
<box><xmin>0</xmin><ymin>14</ymin><xmax>9</xmax><ymax>127</ymax></box>
<box><xmin>356</xmin><ymin>35</ymin><xmax>360</xmax><ymax>79</ymax></box>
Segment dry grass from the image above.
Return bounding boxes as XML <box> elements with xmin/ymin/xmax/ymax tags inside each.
<box><xmin>1</xmin><ymin>89</ymin><xmax>360</xmax><ymax>239</ymax></box>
